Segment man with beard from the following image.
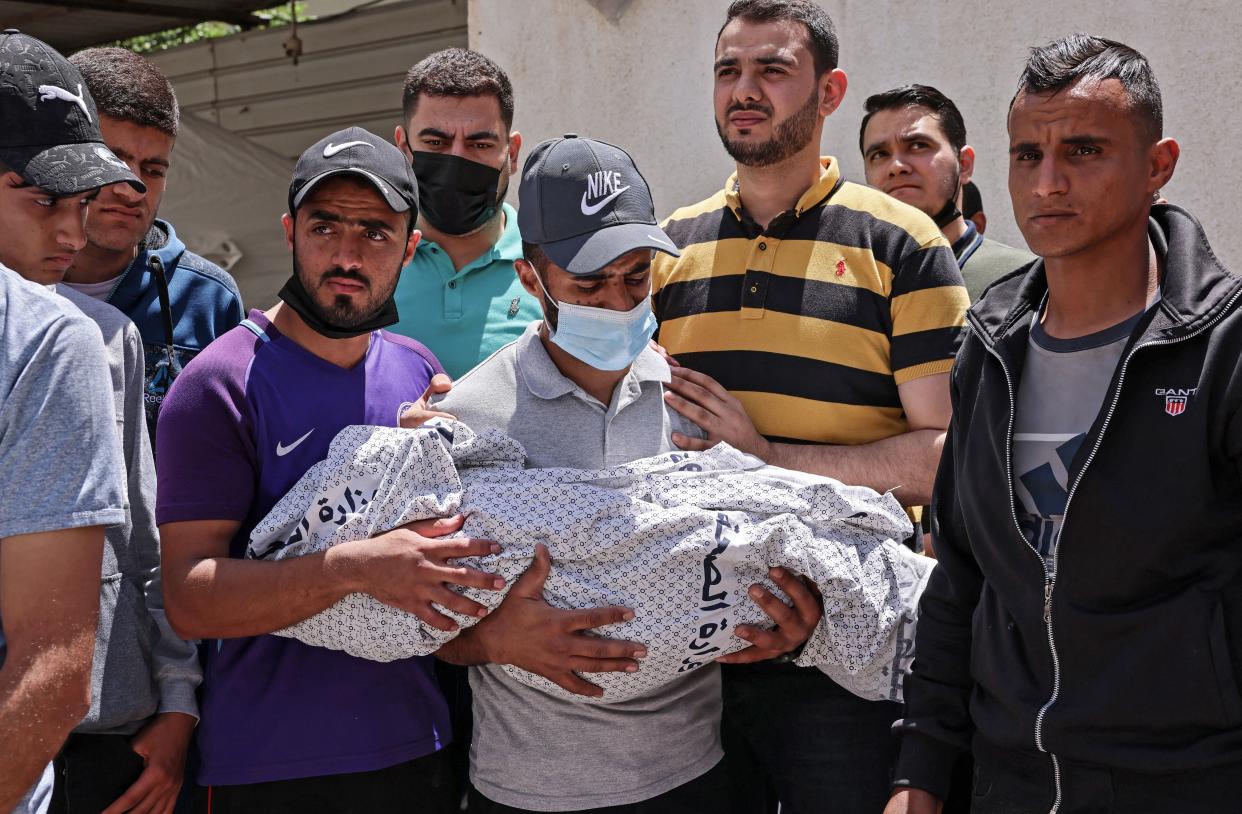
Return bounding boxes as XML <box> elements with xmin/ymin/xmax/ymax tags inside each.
<box><xmin>154</xmin><ymin>128</ymin><xmax>507</xmax><ymax>812</ymax></box>
<box><xmin>65</xmin><ymin>48</ymin><xmax>244</xmax><ymax>442</ymax></box>
<box><xmin>649</xmin><ymin>1</ymin><xmax>969</xmax><ymax>812</ymax></box>
<box><xmin>860</xmin><ymin>84</ymin><xmax>1034</xmax><ymax>301</ymax></box>
<box><xmin>391</xmin><ymin>48</ymin><xmax>541</xmax><ymax>379</ymax></box>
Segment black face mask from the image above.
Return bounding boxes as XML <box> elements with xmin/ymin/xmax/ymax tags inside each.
<box><xmin>278</xmin><ymin>270</ymin><xmax>399</xmax><ymax>339</ymax></box>
<box><xmin>932</xmin><ymin>166</ymin><xmax>963</xmax><ymax>229</ymax></box>
<box><xmin>411</xmin><ymin>150</ymin><xmax>504</xmax><ymax>236</ymax></box>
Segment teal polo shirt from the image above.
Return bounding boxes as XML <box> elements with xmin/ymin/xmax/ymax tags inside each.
<box><xmin>391</xmin><ymin>203</ymin><xmax>543</xmax><ymax>378</ymax></box>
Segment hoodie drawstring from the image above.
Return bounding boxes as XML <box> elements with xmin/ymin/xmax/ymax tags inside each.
<box><xmin>149</xmin><ymin>255</ymin><xmax>178</xmax><ymax>373</ymax></box>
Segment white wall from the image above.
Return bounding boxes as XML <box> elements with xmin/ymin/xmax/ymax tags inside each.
<box><xmin>471</xmin><ymin>0</ymin><xmax>1241</xmax><ymax>266</ymax></box>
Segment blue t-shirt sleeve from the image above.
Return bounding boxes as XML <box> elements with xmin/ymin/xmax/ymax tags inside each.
<box><xmin>0</xmin><ymin>313</ymin><xmax>126</xmax><ymax>538</ymax></box>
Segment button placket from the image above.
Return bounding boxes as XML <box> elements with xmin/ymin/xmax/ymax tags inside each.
<box><xmin>741</xmin><ymin>236</ymin><xmax>776</xmax><ymax>313</ymax></box>
<box><xmin>440</xmin><ymin>254</ymin><xmax>464</xmax><ymax>319</ymax></box>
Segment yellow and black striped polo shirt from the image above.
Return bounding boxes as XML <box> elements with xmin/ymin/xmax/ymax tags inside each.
<box><xmin>652</xmin><ymin>157</ymin><xmax>969</xmax><ymax>446</ymax></box>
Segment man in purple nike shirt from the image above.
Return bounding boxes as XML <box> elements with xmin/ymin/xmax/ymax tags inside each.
<box><xmin>154</xmin><ymin>127</ymin><xmax>505</xmax><ymax>812</ymax></box>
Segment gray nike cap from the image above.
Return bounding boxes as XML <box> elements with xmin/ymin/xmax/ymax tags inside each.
<box><xmin>517</xmin><ymin>134</ymin><xmax>678</xmax><ymax>276</ymax></box>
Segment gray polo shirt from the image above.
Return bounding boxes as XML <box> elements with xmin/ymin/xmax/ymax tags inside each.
<box><xmin>434</xmin><ymin>322</ymin><xmax>720</xmax><ymax>811</ymax></box>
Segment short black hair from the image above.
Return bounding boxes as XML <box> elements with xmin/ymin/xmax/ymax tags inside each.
<box><xmin>402</xmin><ymin>48</ymin><xmax>514</xmax><ymax>130</ymax></box>
<box><xmin>719</xmin><ymin>0</ymin><xmax>839</xmax><ymax>76</ymax></box>
<box><xmin>70</xmin><ymin>47</ymin><xmax>179</xmax><ymax>137</ymax></box>
<box><xmin>521</xmin><ymin>241</ymin><xmax>551</xmax><ymax>273</ymax></box>
<box><xmin>1013</xmin><ymin>33</ymin><xmax>1163</xmax><ymax>141</ymax></box>
<box><xmin>859</xmin><ymin>84</ymin><xmax>967</xmax><ymax>157</ymax></box>
<box><xmin>961</xmin><ymin>181</ymin><xmax>983</xmax><ymax>219</ymax></box>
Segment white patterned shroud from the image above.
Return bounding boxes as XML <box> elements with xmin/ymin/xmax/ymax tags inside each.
<box><xmin>246</xmin><ymin>419</ymin><xmax>932</xmax><ymax>704</ymax></box>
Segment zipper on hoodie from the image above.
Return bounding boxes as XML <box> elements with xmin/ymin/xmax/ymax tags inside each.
<box><xmin>970</xmin><ymin>280</ymin><xmax>1242</xmax><ymax>814</ymax></box>
<box><xmin>969</xmin><ymin>315</ymin><xmax>1065</xmax><ymax>812</ymax></box>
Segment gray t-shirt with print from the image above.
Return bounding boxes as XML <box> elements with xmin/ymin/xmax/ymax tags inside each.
<box><xmin>1013</xmin><ymin>310</ymin><xmax>1143</xmax><ymax>567</ymax></box>
<box><xmin>434</xmin><ymin>323</ymin><xmax>719</xmax><ymax>811</ymax></box>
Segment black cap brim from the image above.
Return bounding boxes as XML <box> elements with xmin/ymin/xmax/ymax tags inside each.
<box><xmin>0</xmin><ymin>142</ymin><xmax>144</xmax><ymax>195</ymax></box>
<box><xmin>541</xmin><ymin>221</ymin><xmax>680</xmax><ymax>276</ymax></box>
<box><xmin>292</xmin><ymin>167</ymin><xmax>412</xmax><ymax>213</ymax></box>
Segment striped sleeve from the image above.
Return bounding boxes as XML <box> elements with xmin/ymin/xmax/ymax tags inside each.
<box><xmin>889</xmin><ymin>243</ymin><xmax>969</xmax><ymax>384</ymax></box>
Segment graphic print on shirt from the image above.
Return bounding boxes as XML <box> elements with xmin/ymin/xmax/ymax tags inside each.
<box><xmin>143</xmin><ymin>344</ymin><xmax>189</xmax><ymax>438</ymax></box>
<box><xmin>1013</xmin><ymin>431</ymin><xmax>1087</xmax><ymax>561</ymax></box>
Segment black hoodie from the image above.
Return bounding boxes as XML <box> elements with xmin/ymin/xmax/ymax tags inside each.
<box><xmin>894</xmin><ymin>205</ymin><xmax>1242</xmax><ymax>802</ymax></box>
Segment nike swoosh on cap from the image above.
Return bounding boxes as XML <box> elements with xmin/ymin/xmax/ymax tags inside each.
<box><xmin>276</xmin><ymin>428</ymin><xmax>315</xmax><ymax>456</ymax></box>
<box><xmin>580</xmin><ymin>185</ymin><xmax>630</xmax><ymax>216</ymax></box>
<box><xmin>647</xmin><ymin>233</ymin><xmax>675</xmax><ymax>249</ymax></box>
<box><xmin>323</xmin><ymin>141</ymin><xmax>372</xmax><ymax>158</ymax></box>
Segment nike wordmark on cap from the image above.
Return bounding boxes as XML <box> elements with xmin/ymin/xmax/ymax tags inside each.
<box><xmin>518</xmin><ymin>134</ymin><xmax>678</xmax><ymax>276</ymax></box>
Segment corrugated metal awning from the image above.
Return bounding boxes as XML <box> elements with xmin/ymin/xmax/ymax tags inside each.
<box><xmin>1</xmin><ymin>1</ymin><xmax>279</xmax><ymax>53</ymax></box>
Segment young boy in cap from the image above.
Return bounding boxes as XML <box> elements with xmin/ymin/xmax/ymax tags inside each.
<box><xmin>420</xmin><ymin>135</ymin><xmax>824</xmax><ymax>814</ymax></box>
<box><xmin>155</xmin><ymin>127</ymin><xmax>504</xmax><ymax>812</ymax></box>
<box><xmin>0</xmin><ymin>29</ymin><xmax>142</xmax><ymax>811</ymax></box>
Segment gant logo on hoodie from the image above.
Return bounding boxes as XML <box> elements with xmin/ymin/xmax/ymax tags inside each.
<box><xmin>1155</xmin><ymin>387</ymin><xmax>1197</xmax><ymax>416</ymax></box>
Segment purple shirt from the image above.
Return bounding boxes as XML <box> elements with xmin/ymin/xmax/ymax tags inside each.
<box><xmin>156</xmin><ymin>310</ymin><xmax>450</xmax><ymax>786</ymax></box>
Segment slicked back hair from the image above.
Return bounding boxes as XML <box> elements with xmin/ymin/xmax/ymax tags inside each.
<box><xmin>859</xmin><ymin>84</ymin><xmax>967</xmax><ymax>157</ymax></box>
<box><xmin>719</xmin><ymin>0</ymin><xmax>839</xmax><ymax>76</ymax></box>
<box><xmin>1013</xmin><ymin>33</ymin><xmax>1163</xmax><ymax>141</ymax></box>
<box><xmin>402</xmin><ymin>48</ymin><xmax>514</xmax><ymax>129</ymax></box>
<box><xmin>70</xmin><ymin>47</ymin><xmax>179</xmax><ymax>137</ymax></box>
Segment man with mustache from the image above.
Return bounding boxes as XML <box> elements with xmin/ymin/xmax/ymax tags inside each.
<box><xmin>65</xmin><ymin>47</ymin><xmax>244</xmax><ymax>443</ymax></box>
<box><xmin>860</xmin><ymin>84</ymin><xmax>1034</xmax><ymax>301</ymax></box>
<box><xmin>155</xmin><ymin>128</ymin><xmax>504</xmax><ymax>812</ymax></box>
<box><xmin>650</xmin><ymin>1</ymin><xmax>969</xmax><ymax>811</ymax></box>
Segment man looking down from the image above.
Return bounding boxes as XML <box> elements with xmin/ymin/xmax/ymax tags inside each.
<box><xmin>0</xmin><ymin>29</ymin><xmax>139</xmax><ymax>812</ymax></box>
<box><xmin>419</xmin><ymin>134</ymin><xmax>825</xmax><ymax>814</ymax></box>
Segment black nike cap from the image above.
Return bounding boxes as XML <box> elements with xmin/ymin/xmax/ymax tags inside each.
<box><xmin>517</xmin><ymin>134</ymin><xmax>678</xmax><ymax>276</ymax></box>
<box><xmin>0</xmin><ymin>30</ymin><xmax>144</xmax><ymax>195</ymax></box>
<box><xmin>289</xmin><ymin>127</ymin><xmax>418</xmax><ymax>217</ymax></box>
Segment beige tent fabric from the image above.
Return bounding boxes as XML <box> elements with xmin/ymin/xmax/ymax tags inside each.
<box><xmin>159</xmin><ymin>113</ymin><xmax>295</xmax><ymax>310</ymax></box>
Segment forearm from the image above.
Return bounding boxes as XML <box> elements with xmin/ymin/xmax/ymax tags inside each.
<box><xmin>0</xmin><ymin>642</ymin><xmax>93</xmax><ymax>811</ymax></box>
<box><xmin>435</xmin><ymin>627</ymin><xmax>491</xmax><ymax>666</ymax></box>
<box><xmin>166</xmin><ymin>548</ymin><xmax>357</xmax><ymax>640</ymax></box>
<box><xmin>764</xmin><ymin>428</ymin><xmax>945</xmax><ymax>506</ymax></box>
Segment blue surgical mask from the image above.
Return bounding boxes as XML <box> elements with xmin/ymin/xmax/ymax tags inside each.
<box><xmin>534</xmin><ymin>272</ymin><xmax>657</xmax><ymax>371</ymax></box>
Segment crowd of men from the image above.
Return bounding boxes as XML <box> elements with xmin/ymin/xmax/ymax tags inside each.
<box><xmin>1</xmin><ymin>0</ymin><xmax>1238</xmax><ymax>812</ymax></box>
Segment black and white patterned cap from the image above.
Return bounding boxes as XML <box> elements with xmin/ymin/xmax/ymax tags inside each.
<box><xmin>0</xmin><ymin>30</ymin><xmax>143</xmax><ymax>195</ymax></box>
